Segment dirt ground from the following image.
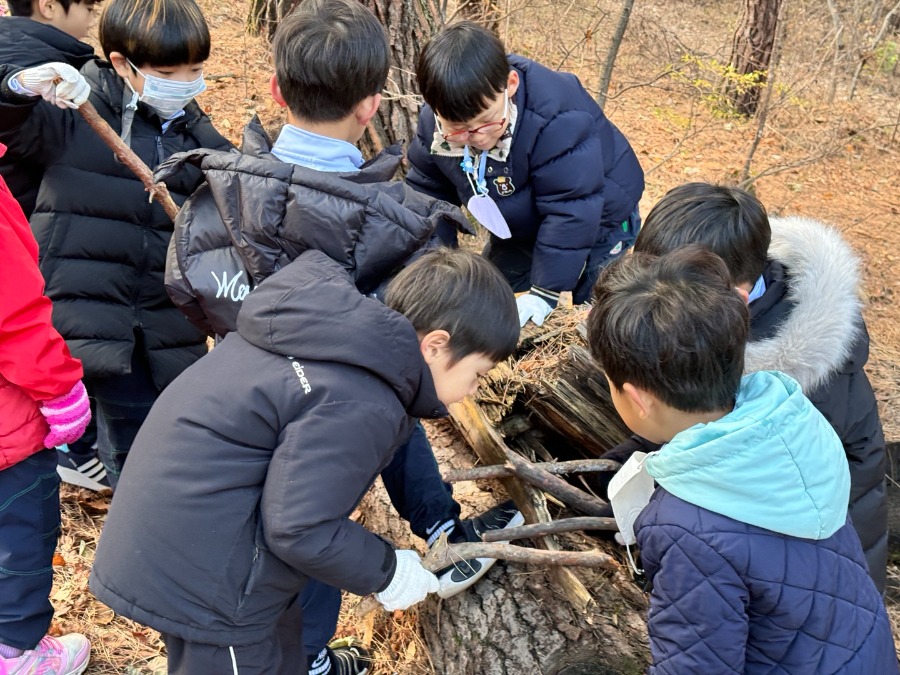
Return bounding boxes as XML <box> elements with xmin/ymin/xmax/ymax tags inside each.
<box><xmin>34</xmin><ymin>0</ymin><xmax>900</xmax><ymax>672</ymax></box>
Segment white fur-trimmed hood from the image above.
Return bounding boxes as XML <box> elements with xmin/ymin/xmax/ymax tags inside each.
<box><xmin>743</xmin><ymin>215</ymin><xmax>863</xmax><ymax>393</ymax></box>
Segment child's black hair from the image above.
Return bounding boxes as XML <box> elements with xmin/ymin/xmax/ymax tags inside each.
<box><xmin>9</xmin><ymin>0</ymin><xmax>99</xmax><ymax>16</ymax></box>
<box><xmin>587</xmin><ymin>245</ymin><xmax>749</xmax><ymax>413</ymax></box>
<box><xmin>635</xmin><ymin>182</ymin><xmax>771</xmax><ymax>287</ymax></box>
<box><xmin>99</xmin><ymin>0</ymin><xmax>210</xmax><ymax>67</ymax></box>
<box><xmin>271</xmin><ymin>0</ymin><xmax>390</xmax><ymax>123</ymax></box>
<box><xmin>416</xmin><ymin>21</ymin><xmax>510</xmax><ymax>123</ymax></box>
<box><xmin>385</xmin><ymin>248</ymin><xmax>519</xmax><ymax>366</ymax></box>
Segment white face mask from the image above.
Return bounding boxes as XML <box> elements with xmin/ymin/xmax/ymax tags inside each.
<box><xmin>607</xmin><ymin>451</ymin><xmax>656</xmax><ymax>575</ymax></box>
<box><xmin>126</xmin><ymin>59</ymin><xmax>206</xmax><ymax>119</ymax></box>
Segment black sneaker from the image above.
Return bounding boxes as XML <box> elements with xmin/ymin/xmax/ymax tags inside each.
<box><xmin>435</xmin><ymin>500</ymin><xmax>524</xmax><ymax>599</ymax></box>
<box><xmin>325</xmin><ymin>638</ymin><xmax>371</xmax><ymax>675</ymax></box>
<box><xmin>56</xmin><ymin>448</ymin><xmax>110</xmax><ymax>491</ymax></box>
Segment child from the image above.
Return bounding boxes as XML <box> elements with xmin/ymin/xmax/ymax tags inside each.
<box><xmin>1</xmin><ymin>0</ymin><xmax>107</xmax><ymax>492</ymax></box>
<box><xmin>0</xmin><ymin>0</ymin><xmax>232</xmax><ymax>486</ymax></box>
<box><xmin>0</xmin><ymin>0</ymin><xmax>99</xmax><ymax>217</ymax></box>
<box><xmin>406</xmin><ymin>21</ymin><xmax>645</xmax><ymax>327</ymax></box>
<box><xmin>631</xmin><ymin>183</ymin><xmax>889</xmax><ymax>592</ymax></box>
<box><xmin>160</xmin><ymin>3</ymin><xmax>521</xmax><ymax>672</ymax></box>
<box><xmin>90</xmin><ymin>248</ymin><xmax>520</xmax><ymax>674</ymax></box>
<box><xmin>588</xmin><ymin>246</ymin><xmax>897</xmax><ymax>673</ymax></box>
<box><xmin>0</xmin><ymin>145</ymin><xmax>92</xmax><ymax>673</ymax></box>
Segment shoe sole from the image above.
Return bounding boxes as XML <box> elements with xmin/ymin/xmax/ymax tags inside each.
<box><xmin>437</xmin><ymin>510</ymin><xmax>525</xmax><ymax>599</ymax></box>
<box><xmin>57</xmin><ymin>465</ymin><xmax>109</xmax><ymax>492</ymax></box>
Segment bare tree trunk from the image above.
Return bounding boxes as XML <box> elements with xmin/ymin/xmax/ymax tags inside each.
<box><xmin>726</xmin><ymin>0</ymin><xmax>783</xmax><ymax>116</ymax></box>
<box><xmin>739</xmin><ymin>0</ymin><xmax>786</xmax><ymax>186</ymax></box>
<box><xmin>246</xmin><ymin>0</ymin><xmax>444</xmax><ymax>157</ymax></box>
<box><xmin>597</xmin><ymin>0</ymin><xmax>636</xmax><ymax>109</ymax></box>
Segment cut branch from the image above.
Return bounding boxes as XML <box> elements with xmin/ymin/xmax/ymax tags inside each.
<box><xmin>505</xmin><ymin>448</ymin><xmax>610</xmax><ymax>517</ymax></box>
<box><xmin>444</xmin><ymin>458</ymin><xmax>621</xmax><ymax>483</ymax></box>
<box><xmin>77</xmin><ymin>101</ymin><xmax>180</xmax><ymax>221</ymax></box>
<box><xmin>481</xmin><ymin>517</ymin><xmax>619</xmax><ymax>542</ymax></box>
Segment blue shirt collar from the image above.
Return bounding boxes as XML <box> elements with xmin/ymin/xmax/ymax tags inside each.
<box><xmin>271</xmin><ymin>124</ymin><xmax>363</xmax><ymax>172</ymax></box>
<box><xmin>747</xmin><ymin>274</ymin><xmax>767</xmax><ymax>303</ymax></box>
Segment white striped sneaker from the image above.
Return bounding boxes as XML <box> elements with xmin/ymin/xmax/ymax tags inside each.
<box><xmin>56</xmin><ymin>449</ymin><xmax>110</xmax><ymax>491</ymax></box>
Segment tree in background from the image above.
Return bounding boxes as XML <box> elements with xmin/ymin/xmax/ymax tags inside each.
<box><xmin>248</xmin><ymin>0</ymin><xmax>444</xmax><ymax>157</ymax></box>
<box><xmin>726</xmin><ymin>0</ymin><xmax>782</xmax><ymax>115</ymax></box>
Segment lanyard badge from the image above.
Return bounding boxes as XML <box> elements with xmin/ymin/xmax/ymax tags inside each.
<box><xmin>461</xmin><ymin>147</ymin><xmax>511</xmax><ymax>239</ymax></box>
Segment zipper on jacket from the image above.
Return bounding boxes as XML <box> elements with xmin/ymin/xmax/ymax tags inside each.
<box><xmin>154</xmin><ymin>136</ymin><xmax>165</xmax><ymax>168</ymax></box>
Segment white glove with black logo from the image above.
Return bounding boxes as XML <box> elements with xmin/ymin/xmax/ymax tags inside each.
<box><xmin>14</xmin><ymin>63</ymin><xmax>90</xmax><ymax>109</ymax></box>
<box><xmin>374</xmin><ymin>550</ymin><xmax>439</xmax><ymax>611</ymax></box>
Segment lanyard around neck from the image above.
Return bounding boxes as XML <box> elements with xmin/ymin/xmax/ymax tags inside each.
<box><xmin>461</xmin><ymin>146</ymin><xmax>489</xmax><ymax>197</ymax></box>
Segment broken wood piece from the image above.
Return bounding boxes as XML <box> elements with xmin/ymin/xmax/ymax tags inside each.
<box><xmin>76</xmin><ymin>100</ymin><xmax>180</xmax><ymax>221</ymax></box>
<box><xmin>448</xmin><ymin>398</ymin><xmax>594</xmax><ymax>611</ymax></box>
<box><xmin>480</xmin><ymin>516</ymin><xmax>619</xmax><ymax>542</ymax></box>
<box><xmin>354</xmin><ymin>535</ymin><xmax>616</xmax><ymax>617</ymax></box>
<box><xmin>504</xmin><ymin>448</ymin><xmax>611</xmax><ymax>517</ymax></box>
<box><xmin>444</xmin><ymin>458</ymin><xmax>621</xmax><ymax>483</ymax></box>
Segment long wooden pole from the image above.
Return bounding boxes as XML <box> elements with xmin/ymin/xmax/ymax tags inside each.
<box><xmin>77</xmin><ymin>100</ymin><xmax>180</xmax><ymax>221</ymax></box>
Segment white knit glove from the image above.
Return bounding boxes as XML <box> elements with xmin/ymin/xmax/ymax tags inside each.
<box><xmin>374</xmin><ymin>550</ymin><xmax>439</xmax><ymax>611</ymax></box>
<box><xmin>516</xmin><ymin>293</ymin><xmax>553</xmax><ymax>327</ymax></box>
<box><xmin>13</xmin><ymin>63</ymin><xmax>90</xmax><ymax>109</ymax></box>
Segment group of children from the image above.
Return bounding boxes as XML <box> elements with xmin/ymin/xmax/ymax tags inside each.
<box><xmin>0</xmin><ymin>0</ymin><xmax>896</xmax><ymax>673</ymax></box>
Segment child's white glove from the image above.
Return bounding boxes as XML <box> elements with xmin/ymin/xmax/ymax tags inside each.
<box><xmin>374</xmin><ymin>550</ymin><xmax>439</xmax><ymax>611</ymax></box>
<box><xmin>13</xmin><ymin>63</ymin><xmax>91</xmax><ymax>109</ymax></box>
<box><xmin>516</xmin><ymin>293</ymin><xmax>553</xmax><ymax>327</ymax></box>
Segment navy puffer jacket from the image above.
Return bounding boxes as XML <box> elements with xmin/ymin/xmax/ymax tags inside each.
<box><xmin>636</xmin><ymin>372</ymin><xmax>897</xmax><ymax>674</ymax></box>
<box><xmin>406</xmin><ymin>55</ymin><xmax>644</xmax><ymax>292</ymax></box>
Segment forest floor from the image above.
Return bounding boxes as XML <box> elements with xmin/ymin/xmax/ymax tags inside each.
<box><xmin>39</xmin><ymin>0</ymin><xmax>900</xmax><ymax>672</ymax></box>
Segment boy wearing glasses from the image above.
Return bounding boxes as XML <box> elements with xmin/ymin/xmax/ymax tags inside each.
<box><xmin>407</xmin><ymin>21</ymin><xmax>645</xmax><ymax>327</ymax></box>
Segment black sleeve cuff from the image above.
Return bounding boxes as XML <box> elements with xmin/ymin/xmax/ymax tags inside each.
<box><xmin>530</xmin><ymin>285</ymin><xmax>561</xmax><ymax>309</ymax></box>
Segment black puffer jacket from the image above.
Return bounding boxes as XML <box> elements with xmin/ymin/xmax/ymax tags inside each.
<box><xmin>0</xmin><ymin>17</ymin><xmax>96</xmax><ymax>217</ymax></box>
<box><xmin>90</xmin><ymin>249</ymin><xmax>446</xmax><ymax>646</ymax></box>
<box><xmin>0</xmin><ymin>60</ymin><xmax>232</xmax><ymax>390</ymax></box>
<box><xmin>744</xmin><ymin>215</ymin><xmax>887</xmax><ymax>592</ymax></box>
<box><xmin>160</xmin><ymin>118</ymin><xmax>469</xmax><ymax>337</ymax></box>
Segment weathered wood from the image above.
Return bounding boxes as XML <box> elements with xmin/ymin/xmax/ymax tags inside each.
<box><xmin>77</xmin><ymin>101</ymin><xmax>179</xmax><ymax>221</ymax></box>
<box><xmin>481</xmin><ymin>517</ymin><xmax>619</xmax><ymax>542</ymax></box>
<box><xmin>505</xmin><ymin>448</ymin><xmax>611</xmax><ymax>516</ymax></box>
<box><xmin>449</xmin><ymin>398</ymin><xmax>595</xmax><ymax>612</ymax></box>
<box><xmin>523</xmin><ymin>345</ymin><xmax>630</xmax><ymax>459</ymax></box>
<box><xmin>445</xmin><ymin>458</ymin><xmax>621</xmax><ymax>483</ymax></box>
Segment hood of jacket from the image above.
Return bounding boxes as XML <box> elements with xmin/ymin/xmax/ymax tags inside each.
<box><xmin>645</xmin><ymin>371</ymin><xmax>850</xmax><ymax>540</ymax></box>
<box><xmin>156</xmin><ymin>117</ymin><xmax>469</xmax><ymax>294</ymax></box>
<box><xmin>0</xmin><ymin>17</ymin><xmax>95</xmax><ymax>69</ymax></box>
<box><xmin>236</xmin><ymin>249</ymin><xmax>446</xmax><ymax>420</ymax></box>
<box><xmin>745</xmin><ymin>216</ymin><xmax>863</xmax><ymax>392</ymax></box>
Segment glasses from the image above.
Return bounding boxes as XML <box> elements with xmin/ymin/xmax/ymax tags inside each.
<box><xmin>436</xmin><ymin>91</ymin><xmax>509</xmax><ymax>143</ymax></box>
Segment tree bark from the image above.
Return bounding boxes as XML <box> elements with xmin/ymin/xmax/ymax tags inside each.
<box><xmin>420</xmin><ymin>560</ymin><xmax>650</xmax><ymax>675</ymax></box>
<box><xmin>726</xmin><ymin>0</ymin><xmax>783</xmax><ymax>116</ymax></box>
<box><xmin>597</xmin><ymin>0</ymin><xmax>636</xmax><ymax>109</ymax></box>
<box><xmin>246</xmin><ymin>0</ymin><xmax>443</xmax><ymax>158</ymax></box>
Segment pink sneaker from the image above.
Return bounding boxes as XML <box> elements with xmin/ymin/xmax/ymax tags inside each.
<box><xmin>1</xmin><ymin>634</ymin><xmax>90</xmax><ymax>675</ymax></box>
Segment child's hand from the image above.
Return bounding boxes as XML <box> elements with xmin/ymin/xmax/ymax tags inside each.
<box><xmin>516</xmin><ymin>293</ymin><xmax>553</xmax><ymax>327</ymax></box>
<box><xmin>14</xmin><ymin>63</ymin><xmax>91</xmax><ymax>109</ymax></box>
<box><xmin>374</xmin><ymin>550</ymin><xmax>439</xmax><ymax>611</ymax></box>
<box><xmin>40</xmin><ymin>380</ymin><xmax>92</xmax><ymax>448</ymax></box>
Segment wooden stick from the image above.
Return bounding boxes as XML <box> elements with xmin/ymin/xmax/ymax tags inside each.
<box><xmin>504</xmin><ymin>449</ymin><xmax>610</xmax><ymax>517</ymax></box>
<box><xmin>77</xmin><ymin>101</ymin><xmax>180</xmax><ymax>221</ymax></box>
<box><xmin>480</xmin><ymin>516</ymin><xmax>619</xmax><ymax>542</ymax></box>
<box><xmin>449</xmin><ymin>398</ymin><xmax>594</xmax><ymax>611</ymax></box>
<box><xmin>354</xmin><ymin>536</ymin><xmax>616</xmax><ymax>617</ymax></box>
<box><xmin>444</xmin><ymin>458</ymin><xmax>621</xmax><ymax>483</ymax></box>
